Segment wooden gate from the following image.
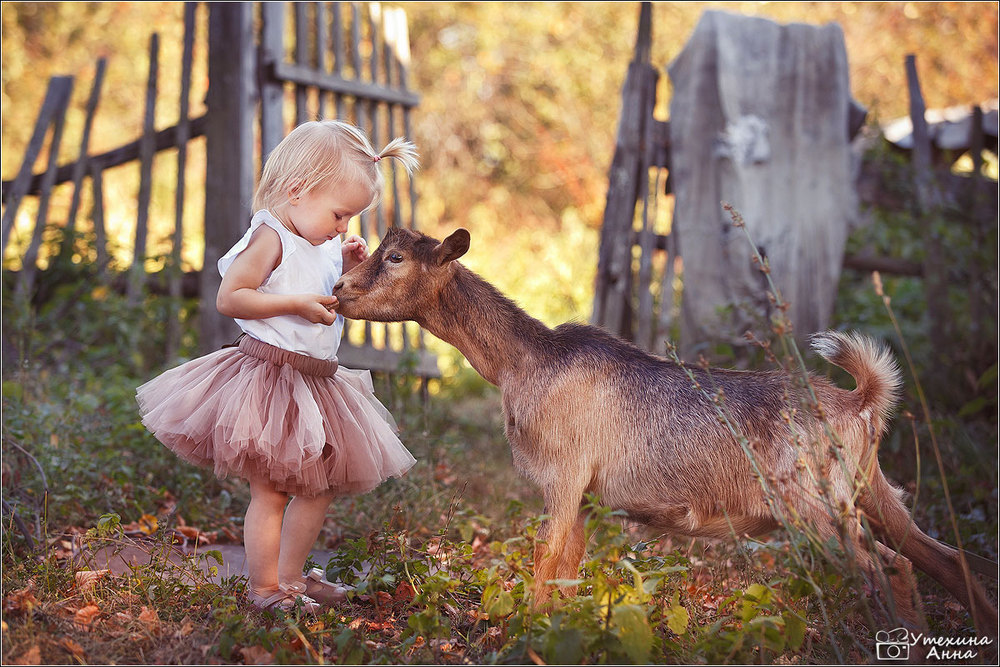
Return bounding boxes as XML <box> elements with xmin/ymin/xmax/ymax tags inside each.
<box><xmin>2</xmin><ymin>2</ymin><xmax>438</xmax><ymax>379</ymax></box>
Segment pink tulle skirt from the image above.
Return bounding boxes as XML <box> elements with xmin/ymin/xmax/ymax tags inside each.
<box><xmin>136</xmin><ymin>335</ymin><xmax>416</xmax><ymax>497</ymax></box>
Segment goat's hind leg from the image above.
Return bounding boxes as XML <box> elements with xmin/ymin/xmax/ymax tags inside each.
<box><xmin>815</xmin><ymin>517</ymin><xmax>926</xmax><ymax>633</ymax></box>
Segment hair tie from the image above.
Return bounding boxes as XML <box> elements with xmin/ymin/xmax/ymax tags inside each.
<box><xmin>372</xmin><ymin>155</ymin><xmax>382</xmax><ymax>163</ymax></box>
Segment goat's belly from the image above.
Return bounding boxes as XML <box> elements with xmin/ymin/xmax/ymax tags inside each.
<box><xmin>621</xmin><ymin>504</ymin><xmax>779</xmax><ymax>539</ymax></box>
<box><xmin>594</xmin><ymin>468</ymin><xmax>778</xmax><ymax>539</ymax></box>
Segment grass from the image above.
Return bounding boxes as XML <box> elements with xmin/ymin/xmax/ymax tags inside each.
<box><xmin>3</xmin><ymin>229</ymin><xmax>998</xmax><ymax>664</ymax></box>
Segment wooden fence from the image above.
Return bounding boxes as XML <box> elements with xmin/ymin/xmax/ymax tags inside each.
<box><xmin>592</xmin><ymin>3</ymin><xmax>998</xmax><ymax>367</ymax></box>
<box><xmin>1</xmin><ymin>2</ymin><xmax>438</xmax><ymax>379</ymax></box>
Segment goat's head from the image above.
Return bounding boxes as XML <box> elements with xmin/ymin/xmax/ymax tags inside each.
<box><xmin>333</xmin><ymin>227</ymin><xmax>470</xmax><ymax>323</ymax></box>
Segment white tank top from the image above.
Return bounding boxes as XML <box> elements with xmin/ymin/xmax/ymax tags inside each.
<box><xmin>218</xmin><ymin>210</ymin><xmax>344</xmax><ymax>360</ymax></box>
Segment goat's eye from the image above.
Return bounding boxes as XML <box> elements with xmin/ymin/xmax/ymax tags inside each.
<box><xmin>387</xmin><ymin>252</ymin><xmax>404</xmax><ymax>264</ymax></box>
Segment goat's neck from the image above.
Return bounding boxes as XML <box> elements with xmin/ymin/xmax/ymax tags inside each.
<box><xmin>420</xmin><ymin>264</ymin><xmax>549</xmax><ymax>386</ymax></box>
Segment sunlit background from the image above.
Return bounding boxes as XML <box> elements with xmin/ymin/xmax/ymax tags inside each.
<box><xmin>3</xmin><ymin>2</ymin><xmax>997</xmax><ymax>333</ymax></box>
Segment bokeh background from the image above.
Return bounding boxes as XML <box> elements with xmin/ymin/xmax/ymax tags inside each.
<box><xmin>3</xmin><ymin>2</ymin><xmax>997</xmax><ymax>334</ymax></box>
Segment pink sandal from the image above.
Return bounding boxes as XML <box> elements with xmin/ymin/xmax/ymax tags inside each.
<box><xmin>247</xmin><ymin>581</ymin><xmax>320</xmax><ymax>614</ymax></box>
<box><xmin>302</xmin><ymin>568</ymin><xmax>354</xmax><ymax>605</ymax></box>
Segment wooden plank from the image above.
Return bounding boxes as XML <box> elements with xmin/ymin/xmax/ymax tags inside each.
<box><xmin>260</xmin><ymin>3</ymin><xmax>286</xmax><ymax>161</ymax></box>
<box><xmin>591</xmin><ymin>59</ymin><xmax>657</xmax><ymax>337</ymax></box>
<box><xmin>338</xmin><ymin>341</ymin><xmax>441</xmax><ymax>378</ymax></box>
<box><xmin>129</xmin><ymin>33</ymin><xmax>160</xmax><ymax>304</ymax></box>
<box><xmin>591</xmin><ymin>3</ymin><xmax>654</xmax><ymax>336</ymax></box>
<box><xmin>906</xmin><ymin>54</ymin><xmax>951</xmax><ymax>357</ymax></box>
<box><xmin>316</xmin><ymin>1</ymin><xmax>329</xmax><ymax>119</ymax></box>
<box><xmin>295</xmin><ymin>2</ymin><xmax>310</xmax><ymax>124</ymax></box>
<box><xmin>62</xmin><ymin>58</ymin><xmax>107</xmax><ymax>250</ymax></box>
<box><xmin>635</xmin><ymin>57</ymin><xmax>661</xmax><ymax>350</ymax></box>
<box><xmin>653</xmin><ymin>203</ymin><xmax>677</xmax><ymax>355</ymax></box>
<box><xmin>1</xmin><ymin>76</ymin><xmax>74</xmax><ymax>253</ymax></box>
<box><xmin>1</xmin><ymin>115</ymin><xmax>208</xmax><ymax>199</ymax></box>
<box><xmin>202</xmin><ymin>2</ymin><xmax>254</xmax><ymax>353</ymax></box>
<box><xmin>90</xmin><ymin>161</ymin><xmax>109</xmax><ymax>274</ymax></box>
<box><xmin>271</xmin><ymin>61</ymin><xmax>420</xmax><ymax>107</ymax></box>
<box><xmin>167</xmin><ymin>2</ymin><xmax>197</xmax><ymax>361</ymax></box>
<box><xmin>17</xmin><ymin>77</ymin><xmax>74</xmax><ymax>298</ymax></box>
<box><xmin>331</xmin><ymin>2</ymin><xmax>346</xmax><ymax>118</ymax></box>
<box><xmin>392</xmin><ymin>6</ymin><xmax>425</xmax><ymax>350</ymax></box>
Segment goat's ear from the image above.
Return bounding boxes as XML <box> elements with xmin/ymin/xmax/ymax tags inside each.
<box><xmin>434</xmin><ymin>228</ymin><xmax>470</xmax><ymax>265</ymax></box>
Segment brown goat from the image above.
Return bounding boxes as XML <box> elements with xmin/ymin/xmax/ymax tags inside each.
<box><xmin>333</xmin><ymin>226</ymin><xmax>997</xmax><ymax>636</ymax></box>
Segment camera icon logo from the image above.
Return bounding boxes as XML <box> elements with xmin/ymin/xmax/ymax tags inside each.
<box><xmin>875</xmin><ymin>628</ymin><xmax>910</xmax><ymax>661</ymax></box>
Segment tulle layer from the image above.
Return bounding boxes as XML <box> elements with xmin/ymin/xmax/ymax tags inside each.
<box><xmin>136</xmin><ymin>339</ymin><xmax>415</xmax><ymax>497</ymax></box>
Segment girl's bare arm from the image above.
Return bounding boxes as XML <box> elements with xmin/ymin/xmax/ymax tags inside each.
<box><xmin>216</xmin><ymin>225</ymin><xmax>338</xmax><ymax>325</ymax></box>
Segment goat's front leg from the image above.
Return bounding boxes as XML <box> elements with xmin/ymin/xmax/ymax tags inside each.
<box><xmin>532</xmin><ymin>493</ymin><xmax>587</xmax><ymax>609</ymax></box>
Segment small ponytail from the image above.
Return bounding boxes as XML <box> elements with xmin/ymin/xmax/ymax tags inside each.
<box><xmin>373</xmin><ymin>136</ymin><xmax>420</xmax><ymax>175</ymax></box>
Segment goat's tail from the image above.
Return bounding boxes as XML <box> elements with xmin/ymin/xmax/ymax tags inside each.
<box><xmin>810</xmin><ymin>330</ymin><xmax>902</xmax><ymax>425</ymax></box>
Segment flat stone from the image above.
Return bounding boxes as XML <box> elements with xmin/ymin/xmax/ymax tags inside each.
<box><xmin>73</xmin><ymin>538</ymin><xmax>340</xmax><ymax>586</ymax></box>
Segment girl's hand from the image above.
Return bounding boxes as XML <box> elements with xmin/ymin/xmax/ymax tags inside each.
<box><xmin>342</xmin><ymin>235</ymin><xmax>369</xmax><ymax>273</ymax></box>
<box><xmin>293</xmin><ymin>293</ymin><xmax>339</xmax><ymax>325</ymax></box>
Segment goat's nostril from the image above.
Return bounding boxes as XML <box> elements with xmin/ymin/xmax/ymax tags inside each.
<box><xmin>333</xmin><ymin>280</ymin><xmax>344</xmax><ymax>292</ymax></box>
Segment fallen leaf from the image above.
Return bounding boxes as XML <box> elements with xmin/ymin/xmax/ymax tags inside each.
<box><xmin>73</xmin><ymin>604</ymin><xmax>101</xmax><ymax>631</ymax></box>
<box><xmin>4</xmin><ymin>586</ymin><xmax>39</xmax><ymax>615</ymax></box>
<box><xmin>138</xmin><ymin>606</ymin><xmax>161</xmax><ymax>634</ymax></box>
<box><xmin>175</xmin><ymin>525</ymin><xmax>201</xmax><ymax>540</ymax></box>
<box><xmin>12</xmin><ymin>644</ymin><xmax>41</xmax><ymax>665</ymax></box>
<box><xmin>175</xmin><ymin>617</ymin><xmax>194</xmax><ymax>638</ymax></box>
<box><xmin>394</xmin><ymin>581</ymin><xmax>415</xmax><ymax>603</ymax></box>
<box><xmin>60</xmin><ymin>637</ymin><xmax>86</xmax><ymax>660</ymax></box>
<box><xmin>138</xmin><ymin>514</ymin><xmax>159</xmax><ymax>534</ymax></box>
<box><xmin>375</xmin><ymin>591</ymin><xmax>393</xmax><ymax>606</ymax></box>
<box><xmin>240</xmin><ymin>645</ymin><xmax>275</xmax><ymax>665</ymax></box>
<box><xmin>75</xmin><ymin>569</ymin><xmax>110</xmax><ymax>593</ymax></box>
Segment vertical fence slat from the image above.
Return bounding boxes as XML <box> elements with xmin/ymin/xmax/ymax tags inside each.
<box><xmin>654</xmin><ymin>173</ymin><xmax>677</xmax><ymax>355</ymax></box>
<box><xmin>331</xmin><ymin>2</ymin><xmax>346</xmax><ymax>119</ymax></box>
<box><xmin>260</xmin><ymin>3</ymin><xmax>286</xmax><ymax>161</ymax></box>
<box><xmin>316</xmin><ymin>2</ymin><xmax>329</xmax><ymax>119</ymax></box>
<box><xmin>62</xmin><ymin>58</ymin><xmax>107</xmax><ymax>258</ymax></box>
<box><xmin>350</xmin><ymin>2</ymin><xmax>363</xmax><ymax>127</ymax></box>
<box><xmin>89</xmin><ymin>161</ymin><xmax>109</xmax><ymax>275</ymax></box>
<box><xmin>295</xmin><ymin>3</ymin><xmax>310</xmax><ymax>124</ymax></box>
<box><xmin>167</xmin><ymin>3</ymin><xmax>197</xmax><ymax>361</ymax></box>
<box><xmin>2</xmin><ymin>77</ymin><xmax>74</xmax><ymax>255</ymax></box>
<box><xmin>17</xmin><ymin>77</ymin><xmax>75</xmax><ymax>299</ymax></box>
<box><xmin>129</xmin><ymin>33</ymin><xmax>159</xmax><ymax>304</ymax></box>
<box><xmin>392</xmin><ymin>6</ymin><xmax>424</xmax><ymax>351</ymax></box>
<box><xmin>202</xmin><ymin>2</ymin><xmax>254</xmax><ymax>353</ymax></box>
<box><xmin>905</xmin><ymin>54</ymin><xmax>951</xmax><ymax>364</ymax></box>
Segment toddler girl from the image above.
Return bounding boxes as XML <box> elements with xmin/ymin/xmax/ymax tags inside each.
<box><xmin>137</xmin><ymin>120</ymin><xmax>418</xmax><ymax>613</ymax></box>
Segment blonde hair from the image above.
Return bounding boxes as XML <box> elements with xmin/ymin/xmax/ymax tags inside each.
<box><xmin>253</xmin><ymin>120</ymin><xmax>419</xmax><ymax>213</ymax></box>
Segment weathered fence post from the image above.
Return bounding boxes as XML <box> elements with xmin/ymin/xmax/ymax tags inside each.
<box><xmin>591</xmin><ymin>2</ymin><xmax>657</xmax><ymax>339</ymax></box>
<box><xmin>128</xmin><ymin>33</ymin><xmax>159</xmax><ymax>305</ymax></box>
<box><xmin>201</xmin><ymin>2</ymin><xmax>255</xmax><ymax>353</ymax></box>
<box><xmin>905</xmin><ymin>55</ymin><xmax>952</xmax><ymax>375</ymax></box>
<box><xmin>668</xmin><ymin>10</ymin><xmax>860</xmax><ymax>358</ymax></box>
<box><xmin>166</xmin><ymin>3</ymin><xmax>198</xmax><ymax>361</ymax></box>
<box><xmin>60</xmin><ymin>58</ymin><xmax>106</xmax><ymax>261</ymax></box>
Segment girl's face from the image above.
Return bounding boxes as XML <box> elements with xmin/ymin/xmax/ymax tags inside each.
<box><xmin>285</xmin><ymin>176</ymin><xmax>374</xmax><ymax>245</ymax></box>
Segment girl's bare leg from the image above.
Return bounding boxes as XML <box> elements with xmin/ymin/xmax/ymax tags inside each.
<box><xmin>245</xmin><ymin>476</ymin><xmax>289</xmax><ymax>595</ymax></box>
<box><xmin>277</xmin><ymin>491</ymin><xmax>335</xmax><ymax>585</ymax></box>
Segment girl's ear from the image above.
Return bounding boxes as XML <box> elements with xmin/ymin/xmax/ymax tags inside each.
<box><xmin>287</xmin><ymin>180</ymin><xmax>306</xmax><ymax>204</ymax></box>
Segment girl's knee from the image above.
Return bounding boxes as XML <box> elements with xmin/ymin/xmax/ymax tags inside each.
<box><xmin>249</xmin><ymin>476</ymin><xmax>289</xmax><ymax>505</ymax></box>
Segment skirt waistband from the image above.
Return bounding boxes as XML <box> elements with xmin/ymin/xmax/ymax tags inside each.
<box><xmin>238</xmin><ymin>335</ymin><xmax>339</xmax><ymax>377</ymax></box>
